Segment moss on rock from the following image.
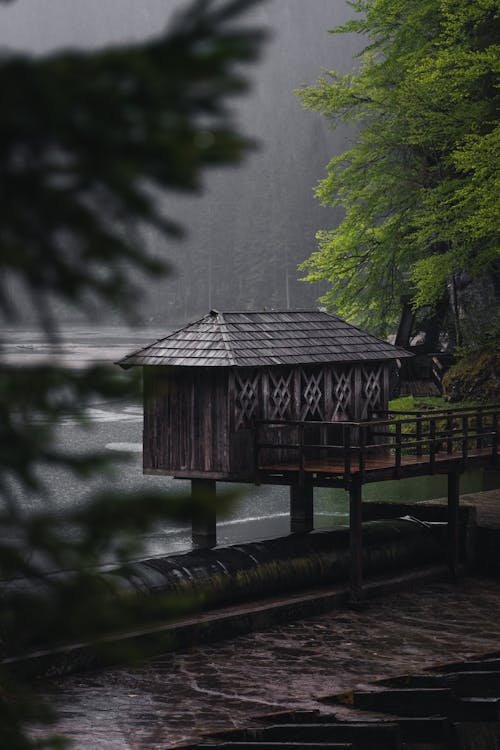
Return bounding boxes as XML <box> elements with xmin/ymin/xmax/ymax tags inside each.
<box><xmin>443</xmin><ymin>350</ymin><xmax>500</xmax><ymax>403</ymax></box>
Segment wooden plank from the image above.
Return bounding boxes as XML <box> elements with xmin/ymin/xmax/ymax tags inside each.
<box><xmin>446</xmin><ymin>412</ymin><xmax>453</xmax><ymax>455</ymax></box>
<box><xmin>359</xmin><ymin>423</ymin><xmax>366</xmax><ymax>481</ymax></box>
<box><xmin>298</xmin><ymin>422</ymin><xmax>305</xmax><ymax>487</ymax></box>
<box><xmin>429</xmin><ymin>417</ymin><xmax>436</xmax><ymax>472</ymax></box>
<box><xmin>353</xmin><ymin>365</ymin><xmax>363</xmax><ymax>421</ymax></box>
<box><xmin>228</xmin><ymin>369</ymin><xmax>236</xmax><ymax>434</ymax></box>
<box><xmin>324</xmin><ymin>366</ymin><xmax>333</xmax><ymax>421</ymax></box>
<box><xmin>395</xmin><ymin>421</ymin><xmax>402</xmax><ymax>477</ymax></box>
<box><xmin>416</xmin><ymin>412</ymin><xmax>423</xmax><ymax>457</ymax></box>
<box><xmin>262</xmin><ymin>368</ymin><xmax>270</xmax><ymax>420</ymax></box>
<box><xmin>382</xmin><ymin>364</ymin><xmax>390</xmax><ymax>412</ymax></box>
<box><xmin>343</xmin><ymin>424</ymin><xmax>352</xmax><ymax>479</ymax></box>
<box><xmin>189</xmin><ymin>371</ymin><xmax>196</xmax><ymax>471</ymax></box>
<box><xmin>259</xmin><ymin>446</ymin><xmax>492</xmax><ymax>474</ymax></box>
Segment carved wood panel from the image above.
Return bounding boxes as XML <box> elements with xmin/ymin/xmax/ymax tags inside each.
<box><xmin>360</xmin><ymin>364</ymin><xmax>384</xmax><ymax>419</ymax></box>
<box><xmin>234</xmin><ymin>370</ymin><xmax>261</xmax><ymax>430</ymax></box>
<box><xmin>300</xmin><ymin>367</ymin><xmax>325</xmax><ymax>421</ymax></box>
<box><xmin>331</xmin><ymin>366</ymin><xmax>354</xmax><ymax>420</ymax></box>
<box><xmin>268</xmin><ymin>368</ymin><xmax>294</xmax><ymax>420</ymax></box>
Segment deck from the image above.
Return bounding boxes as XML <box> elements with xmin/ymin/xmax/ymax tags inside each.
<box><xmin>255</xmin><ymin>405</ymin><xmax>499</xmax><ymax>487</ymax></box>
<box><xmin>255</xmin><ymin>405</ymin><xmax>499</xmax><ymax>601</ymax></box>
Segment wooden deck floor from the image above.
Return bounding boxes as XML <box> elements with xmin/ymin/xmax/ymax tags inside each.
<box><xmin>259</xmin><ymin>447</ymin><xmax>495</xmax><ymax>482</ymax></box>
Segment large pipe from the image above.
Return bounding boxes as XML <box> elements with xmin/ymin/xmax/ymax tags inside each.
<box><xmin>1</xmin><ymin>518</ymin><xmax>447</xmax><ymax>658</ymax></box>
<box><xmin>106</xmin><ymin>518</ymin><xmax>445</xmax><ymax>608</ymax></box>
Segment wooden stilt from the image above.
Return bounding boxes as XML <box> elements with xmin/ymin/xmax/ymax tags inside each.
<box><xmin>447</xmin><ymin>471</ymin><xmax>460</xmax><ymax>580</ymax></box>
<box><xmin>290</xmin><ymin>478</ymin><xmax>314</xmax><ymax>533</ymax></box>
<box><xmin>349</xmin><ymin>477</ymin><xmax>363</xmax><ymax>604</ymax></box>
<box><xmin>191</xmin><ymin>478</ymin><xmax>217</xmax><ymax>548</ymax></box>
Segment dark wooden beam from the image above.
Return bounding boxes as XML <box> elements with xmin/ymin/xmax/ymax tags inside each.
<box><xmin>290</xmin><ymin>478</ymin><xmax>313</xmax><ymax>533</ymax></box>
<box><xmin>349</xmin><ymin>476</ymin><xmax>363</xmax><ymax>604</ymax></box>
<box><xmin>191</xmin><ymin>478</ymin><xmax>217</xmax><ymax>548</ymax></box>
<box><xmin>447</xmin><ymin>471</ymin><xmax>460</xmax><ymax>580</ymax></box>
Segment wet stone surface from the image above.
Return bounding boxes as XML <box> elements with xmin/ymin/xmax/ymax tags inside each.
<box><xmin>39</xmin><ymin>577</ymin><xmax>500</xmax><ymax>749</ymax></box>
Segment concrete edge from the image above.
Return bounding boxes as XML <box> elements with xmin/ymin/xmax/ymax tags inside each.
<box><xmin>2</xmin><ymin>563</ymin><xmax>449</xmax><ymax>679</ymax></box>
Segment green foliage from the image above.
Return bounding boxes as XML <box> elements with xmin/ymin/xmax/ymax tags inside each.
<box><xmin>390</xmin><ymin>393</ymin><xmax>486</xmax><ymax>412</ymax></box>
<box><xmin>0</xmin><ymin>1</ymin><xmax>266</xmax><ymax>746</ymax></box>
<box><xmin>297</xmin><ymin>0</ymin><xmax>499</xmax><ymax>335</ymax></box>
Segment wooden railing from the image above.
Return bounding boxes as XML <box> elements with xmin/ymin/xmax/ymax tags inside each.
<box><xmin>254</xmin><ymin>405</ymin><xmax>500</xmax><ymax>484</ymax></box>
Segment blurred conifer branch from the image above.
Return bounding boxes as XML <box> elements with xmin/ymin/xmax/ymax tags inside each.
<box><xmin>0</xmin><ymin>1</ymin><xmax>266</xmax><ymax>746</ymax></box>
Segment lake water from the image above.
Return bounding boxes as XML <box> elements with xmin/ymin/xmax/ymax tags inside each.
<box><xmin>2</xmin><ymin>328</ymin><xmax>499</xmax><ymax>557</ymax></box>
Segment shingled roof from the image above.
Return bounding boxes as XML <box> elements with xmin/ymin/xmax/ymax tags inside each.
<box><xmin>119</xmin><ymin>310</ymin><xmax>412</xmax><ymax>368</ymax></box>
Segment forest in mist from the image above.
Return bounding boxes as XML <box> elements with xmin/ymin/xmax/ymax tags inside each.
<box><xmin>1</xmin><ymin>0</ymin><xmax>359</xmax><ymax>327</ymax></box>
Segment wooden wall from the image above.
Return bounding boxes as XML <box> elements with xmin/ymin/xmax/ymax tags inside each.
<box><xmin>143</xmin><ymin>366</ymin><xmax>229</xmax><ymax>476</ymax></box>
<box><xmin>142</xmin><ymin>361</ymin><xmax>393</xmax><ymax>479</ymax></box>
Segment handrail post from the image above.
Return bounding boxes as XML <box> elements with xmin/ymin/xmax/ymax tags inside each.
<box><xmin>462</xmin><ymin>415</ymin><xmax>468</xmax><ymax>462</ymax></box>
<box><xmin>344</xmin><ymin>423</ymin><xmax>351</xmax><ymax>481</ymax></box>
<box><xmin>395</xmin><ymin>420</ymin><xmax>402</xmax><ymax>477</ymax></box>
<box><xmin>446</xmin><ymin>412</ymin><xmax>453</xmax><ymax>455</ymax></box>
<box><xmin>477</xmin><ymin>409</ymin><xmax>483</xmax><ymax>450</ymax></box>
<box><xmin>359</xmin><ymin>423</ymin><xmax>366</xmax><ymax>481</ymax></box>
<box><xmin>429</xmin><ymin>417</ymin><xmax>436</xmax><ymax>472</ymax></box>
<box><xmin>416</xmin><ymin>412</ymin><xmax>422</xmax><ymax>456</ymax></box>
<box><xmin>298</xmin><ymin>421</ymin><xmax>305</xmax><ymax>488</ymax></box>
<box><xmin>253</xmin><ymin>421</ymin><xmax>260</xmax><ymax>478</ymax></box>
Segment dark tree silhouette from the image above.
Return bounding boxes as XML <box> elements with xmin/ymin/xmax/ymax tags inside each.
<box><xmin>0</xmin><ymin>2</ymin><xmax>266</xmax><ymax>747</ymax></box>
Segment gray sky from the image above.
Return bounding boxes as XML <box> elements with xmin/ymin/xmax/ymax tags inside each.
<box><xmin>0</xmin><ymin>0</ymin><xmax>178</xmax><ymax>53</ymax></box>
<box><xmin>1</xmin><ymin>1</ymin><xmax>360</xmax><ymax>324</ymax></box>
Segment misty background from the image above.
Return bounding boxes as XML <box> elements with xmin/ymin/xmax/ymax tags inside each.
<box><xmin>1</xmin><ymin>0</ymin><xmax>359</xmax><ymax>328</ymax></box>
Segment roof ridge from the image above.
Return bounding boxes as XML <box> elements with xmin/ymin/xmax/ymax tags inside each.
<box><xmin>215</xmin><ymin>311</ymin><xmax>237</xmax><ymax>366</ymax></box>
<box><xmin>219</xmin><ymin>308</ymin><xmax>320</xmax><ymax>314</ymax></box>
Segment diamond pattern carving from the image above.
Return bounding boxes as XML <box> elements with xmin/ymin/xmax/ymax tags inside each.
<box><xmin>269</xmin><ymin>370</ymin><xmax>293</xmax><ymax>420</ymax></box>
<box><xmin>235</xmin><ymin>372</ymin><xmax>260</xmax><ymax>430</ymax></box>
<box><xmin>300</xmin><ymin>368</ymin><xmax>324</xmax><ymax>420</ymax></box>
<box><xmin>361</xmin><ymin>365</ymin><xmax>382</xmax><ymax>418</ymax></box>
<box><xmin>332</xmin><ymin>368</ymin><xmax>353</xmax><ymax>419</ymax></box>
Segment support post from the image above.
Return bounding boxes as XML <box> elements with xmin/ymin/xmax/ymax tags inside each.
<box><xmin>290</xmin><ymin>477</ymin><xmax>314</xmax><ymax>533</ymax></box>
<box><xmin>191</xmin><ymin>479</ymin><xmax>217</xmax><ymax>549</ymax></box>
<box><xmin>349</xmin><ymin>476</ymin><xmax>363</xmax><ymax>604</ymax></box>
<box><xmin>447</xmin><ymin>471</ymin><xmax>460</xmax><ymax>580</ymax></box>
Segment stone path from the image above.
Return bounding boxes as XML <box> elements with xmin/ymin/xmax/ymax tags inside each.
<box><xmin>39</xmin><ymin>576</ymin><xmax>500</xmax><ymax>749</ymax></box>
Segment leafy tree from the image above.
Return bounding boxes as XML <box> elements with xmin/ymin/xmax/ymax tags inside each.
<box><xmin>0</xmin><ymin>1</ymin><xmax>265</xmax><ymax>747</ymax></box>
<box><xmin>297</xmin><ymin>0</ymin><xmax>499</xmax><ymax>342</ymax></box>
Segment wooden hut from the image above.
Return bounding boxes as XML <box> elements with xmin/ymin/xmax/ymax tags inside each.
<box><xmin>120</xmin><ymin>310</ymin><xmax>411</xmax><ymax>478</ymax></box>
<box><xmin>119</xmin><ymin>310</ymin><xmax>411</xmax><ymax>545</ymax></box>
